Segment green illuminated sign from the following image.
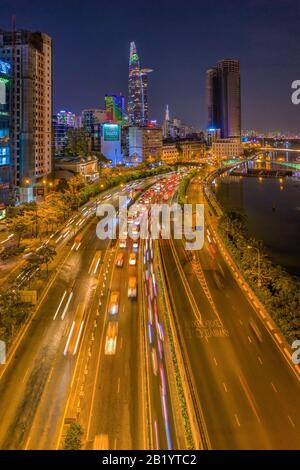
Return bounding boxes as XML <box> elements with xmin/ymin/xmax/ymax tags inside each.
<box><xmin>131</xmin><ymin>53</ymin><xmax>139</xmax><ymax>63</ymax></box>
<box><xmin>103</xmin><ymin>124</ymin><xmax>120</xmax><ymax>141</ymax></box>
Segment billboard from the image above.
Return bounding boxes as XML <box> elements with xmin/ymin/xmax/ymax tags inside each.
<box><xmin>103</xmin><ymin>124</ymin><xmax>120</xmax><ymax>141</ymax></box>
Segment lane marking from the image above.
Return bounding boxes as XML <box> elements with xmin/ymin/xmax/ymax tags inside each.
<box><xmin>247</xmin><ymin>336</ymin><xmax>252</xmax><ymax>344</ymax></box>
<box><xmin>73</xmin><ymin>321</ymin><xmax>84</xmax><ymax>356</ymax></box>
<box><xmin>238</xmin><ymin>374</ymin><xmax>261</xmax><ymax>423</ymax></box>
<box><xmin>47</xmin><ymin>366</ymin><xmax>54</xmax><ymax>384</ymax></box>
<box><xmin>117</xmin><ymin>377</ymin><xmax>121</xmax><ymax>393</ymax></box>
<box><xmin>94</xmin><ymin>258</ymin><xmax>101</xmax><ymax>275</ymax></box>
<box><xmin>154</xmin><ymin>419</ymin><xmax>159</xmax><ymax>450</ymax></box>
<box><xmin>234</xmin><ymin>414</ymin><xmax>241</xmax><ymax>427</ymax></box>
<box><xmin>63</xmin><ymin>321</ymin><xmax>75</xmax><ymax>356</ymax></box>
<box><xmin>257</xmin><ymin>356</ymin><xmax>263</xmax><ymax>365</ymax></box>
<box><xmin>22</xmin><ymin>367</ymin><xmax>30</xmax><ymax>384</ymax></box>
<box><xmin>288</xmin><ymin>415</ymin><xmax>295</xmax><ymax>428</ymax></box>
<box><xmin>61</xmin><ymin>292</ymin><xmax>73</xmax><ymax>320</ymax></box>
<box><xmin>270</xmin><ymin>382</ymin><xmax>278</xmax><ymax>393</ymax></box>
<box><xmin>223</xmin><ymin>382</ymin><xmax>228</xmax><ymax>393</ymax></box>
<box><xmin>213</xmin><ymin>357</ymin><xmax>218</xmax><ymax>366</ymax></box>
<box><xmin>53</xmin><ymin>290</ymin><xmax>67</xmax><ymax>320</ymax></box>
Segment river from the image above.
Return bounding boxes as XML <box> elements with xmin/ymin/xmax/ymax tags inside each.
<box><xmin>214</xmin><ymin>150</ymin><xmax>300</xmax><ymax>277</ymax></box>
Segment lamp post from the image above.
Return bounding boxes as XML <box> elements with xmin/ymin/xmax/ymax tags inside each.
<box><xmin>247</xmin><ymin>245</ymin><xmax>261</xmax><ymax>288</ymax></box>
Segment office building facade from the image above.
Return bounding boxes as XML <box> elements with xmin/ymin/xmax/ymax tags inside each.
<box><xmin>82</xmin><ymin>109</ymin><xmax>106</xmax><ymax>152</ymax></box>
<box><xmin>101</xmin><ymin>123</ymin><xmax>122</xmax><ymax>165</ymax></box>
<box><xmin>0</xmin><ymin>59</ymin><xmax>11</xmax><ymax>204</ymax></box>
<box><xmin>206</xmin><ymin>59</ymin><xmax>241</xmax><ymax>138</ymax></box>
<box><xmin>52</xmin><ymin>110</ymin><xmax>76</xmax><ymax>156</ymax></box>
<box><xmin>211</xmin><ymin>137</ymin><xmax>242</xmax><ymax>160</ymax></box>
<box><xmin>127</xmin><ymin>125</ymin><xmax>162</xmax><ymax>164</ymax></box>
<box><xmin>56</xmin><ymin>110</ymin><xmax>76</xmax><ymax>127</ymax></box>
<box><xmin>162</xmin><ymin>140</ymin><xmax>206</xmax><ymax>165</ymax></box>
<box><xmin>0</xmin><ymin>29</ymin><xmax>52</xmax><ymax>197</ymax></box>
<box><xmin>105</xmin><ymin>94</ymin><xmax>125</xmax><ymax>123</ymax></box>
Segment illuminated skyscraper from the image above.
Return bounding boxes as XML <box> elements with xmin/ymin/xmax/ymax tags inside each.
<box><xmin>206</xmin><ymin>59</ymin><xmax>241</xmax><ymax>138</ymax></box>
<box><xmin>105</xmin><ymin>94</ymin><xmax>125</xmax><ymax>123</ymax></box>
<box><xmin>127</xmin><ymin>42</ymin><xmax>152</xmax><ymax>126</ymax></box>
<box><xmin>0</xmin><ymin>29</ymin><xmax>52</xmax><ymax>194</ymax></box>
<box><xmin>206</xmin><ymin>68</ymin><xmax>219</xmax><ymax>130</ymax></box>
<box><xmin>0</xmin><ymin>59</ymin><xmax>11</xmax><ymax>204</ymax></box>
<box><xmin>57</xmin><ymin>110</ymin><xmax>76</xmax><ymax>127</ymax></box>
<box><xmin>82</xmin><ymin>109</ymin><xmax>106</xmax><ymax>152</ymax></box>
<box><xmin>52</xmin><ymin>110</ymin><xmax>76</xmax><ymax>156</ymax></box>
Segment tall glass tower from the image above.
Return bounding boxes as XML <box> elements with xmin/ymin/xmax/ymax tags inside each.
<box><xmin>127</xmin><ymin>42</ymin><xmax>152</xmax><ymax>126</ymax></box>
<box><xmin>206</xmin><ymin>59</ymin><xmax>241</xmax><ymax>138</ymax></box>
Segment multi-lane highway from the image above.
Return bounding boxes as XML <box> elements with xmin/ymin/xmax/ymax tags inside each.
<box><xmin>0</xmin><ymin>169</ymin><xmax>299</xmax><ymax>450</ymax></box>
<box><xmin>0</xmin><ymin>176</ymin><xmax>169</xmax><ymax>450</ymax></box>
<box><xmin>159</xmin><ymin>177</ymin><xmax>300</xmax><ymax>449</ymax></box>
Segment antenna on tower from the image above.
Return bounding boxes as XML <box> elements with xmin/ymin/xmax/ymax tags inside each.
<box><xmin>165</xmin><ymin>104</ymin><xmax>170</xmax><ymax>121</ymax></box>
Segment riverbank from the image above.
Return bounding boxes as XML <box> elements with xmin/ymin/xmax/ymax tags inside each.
<box><xmin>214</xmin><ymin>173</ymin><xmax>300</xmax><ymax>278</ymax></box>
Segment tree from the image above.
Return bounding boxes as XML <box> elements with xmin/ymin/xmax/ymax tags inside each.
<box><xmin>6</xmin><ymin>215</ymin><xmax>32</xmax><ymax>246</ymax></box>
<box><xmin>63</xmin><ymin>423</ymin><xmax>83</xmax><ymax>450</ymax></box>
<box><xmin>0</xmin><ymin>290</ymin><xmax>30</xmax><ymax>341</ymax></box>
<box><xmin>64</xmin><ymin>128</ymin><xmax>91</xmax><ymax>156</ymax></box>
<box><xmin>37</xmin><ymin>244</ymin><xmax>56</xmax><ymax>275</ymax></box>
<box><xmin>6</xmin><ymin>201</ymin><xmax>37</xmax><ymax>219</ymax></box>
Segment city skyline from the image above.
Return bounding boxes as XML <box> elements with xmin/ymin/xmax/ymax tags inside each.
<box><xmin>0</xmin><ymin>0</ymin><xmax>299</xmax><ymax>457</ymax></box>
<box><xmin>1</xmin><ymin>0</ymin><xmax>299</xmax><ymax>132</ymax></box>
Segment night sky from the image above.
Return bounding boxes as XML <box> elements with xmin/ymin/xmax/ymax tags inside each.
<box><xmin>1</xmin><ymin>0</ymin><xmax>300</xmax><ymax>132</ymax></box>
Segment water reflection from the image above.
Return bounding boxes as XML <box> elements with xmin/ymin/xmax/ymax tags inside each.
<box><xmin>215</xmin><ymin>151</ymin><xmax>300</xmax><ymax>277</ymax></box>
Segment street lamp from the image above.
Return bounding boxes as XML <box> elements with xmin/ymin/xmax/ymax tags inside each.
<box><xmin>247</xmin><ymin>245</ymin><xmax>261</xmax><ymax>288</ymax></box>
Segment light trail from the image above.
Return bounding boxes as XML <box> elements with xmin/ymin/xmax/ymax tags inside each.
<box><xmin>53</xmin><ymin>290</ymin><xmax>67</xmax><ymax>320</ymax></box>
<box><xmin>63</xmin><ymin>321</ymin><xmax>75</xmax><ymax>356</ymax></box>
<box><xmin>61</xmin><ymin>292</ymin><xmax>73</xmax><ymax>320</ymax></box>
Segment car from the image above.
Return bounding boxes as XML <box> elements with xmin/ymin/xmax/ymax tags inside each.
<box><xmin>129</xmin><ymin>252</ymin><xmax>136</xmax><ymax>266</ymax></box>
<box><xmin>133</xmin><ymin>241</ymin><xmax>139</xmax><ymax>250</ymax></box>
<box><xmin>151</xmin><ymin>347</ymin><xmax>158</xmax><ymax>375</ymax></box>
<box><xmin>119</xmin><ymin>239</ymin><xmax>127</xmax><ymax>248</ymax></box>
<box><xmin>104</xmin><ymin>321</ymin><xmax>118</xmax><ymax>355</ymax></box>
<box><xmin>128</xmin><ymin>276</ymin><xmax>137</xmax><ymax>298</ymax></box>
<box><xmin>108</xmin><ymin>291</ymin><xmax>120</xmax><ymax>315</ymax></box>
<box><xmin>115</xmin><ymin>252</ymin><xmax>124</xmax><ymax>267</ymax></box>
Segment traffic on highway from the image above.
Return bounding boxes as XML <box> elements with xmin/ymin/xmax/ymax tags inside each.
<box><xmin>0</xmin><ymin>170</ymin><xmax>299</xmax><ymax>452</ymax></box>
